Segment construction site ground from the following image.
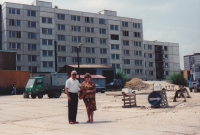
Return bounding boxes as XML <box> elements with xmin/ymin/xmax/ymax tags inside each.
<box><xmin>1</xmin><ymin>83</ymin><xmax>200</xmax><ymax>135</ymax></box>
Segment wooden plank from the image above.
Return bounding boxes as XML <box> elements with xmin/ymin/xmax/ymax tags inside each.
<box><xmin>122</xmin><ymin>98</ymin><xmax>135</xmax><ymax>101</ymax></box>
<box><xmin>124</xmin><ymin>102</ymin><xmax>136</xmax><ymax>104</ymax></box>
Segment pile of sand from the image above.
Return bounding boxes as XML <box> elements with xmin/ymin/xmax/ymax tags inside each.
<box><xmin>125</xmin><ymin>78</ymin><xmax>153</xmax><ymax>90</ymax></box>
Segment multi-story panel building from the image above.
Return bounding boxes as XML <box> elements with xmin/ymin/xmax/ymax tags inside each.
<box><xmin>184</xmin><ymin>53</ymin><xmax>200</xmax><ymax>70</ymax></box>
<box><xmin>1</xmin><ymin>1</ymin><xmax>180</xmax><ymax>80</ymax></box>
<box><xmin>143</xmin><ymin>40</ymin><xmax>180</xmax><ymax>80</ymax></box>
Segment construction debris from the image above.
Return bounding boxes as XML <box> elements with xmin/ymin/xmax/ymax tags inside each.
<box><xmin>124</xmin><ymin>78</ymin><xmax>153</xmax><ymax>90</ymax></box>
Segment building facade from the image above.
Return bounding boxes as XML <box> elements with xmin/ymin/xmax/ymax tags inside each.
<box><xmin>184</xmin><ymin>53</ymin><xmax>200</xmax><ymax>70</ymax></box>
<box><xmin>1</xmin><ymin>0</ymin><xmax>180</xmax><ymax>80</ymax></box>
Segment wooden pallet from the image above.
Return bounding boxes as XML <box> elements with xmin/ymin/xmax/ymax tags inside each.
<box><xmin>122</xmin><ymin>93</ymin><xmax>136</xmax><ymax>108</ymax></box>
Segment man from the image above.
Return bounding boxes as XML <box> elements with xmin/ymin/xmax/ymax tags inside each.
<box><xmin>173</xmin><ymin>85</ymin><xmax>186</xmax><ymax>102</ymax></box>
<box><xmin>65</xmin><ymin>71</ymin><xmax>80</xmax><ymax>124</ymax></box>
<box><xmin>11</xmin><ymin>82</ymin><xmax>16</xmax><ymax>95</ymax></box>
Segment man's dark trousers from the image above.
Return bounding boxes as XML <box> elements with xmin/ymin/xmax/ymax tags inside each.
<box><xmin>68</xmin><ymin>92</ymin><xmax>78</xmax><ymax>122</ymax></box>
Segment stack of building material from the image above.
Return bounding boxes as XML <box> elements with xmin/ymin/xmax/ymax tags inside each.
<box><xmin>124</xmin><ymin>78</ymin><xmax>153</xmax><ymax>90</ymax></box>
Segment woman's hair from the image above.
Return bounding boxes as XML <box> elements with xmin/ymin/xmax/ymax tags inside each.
<box><xmin>84</xmin><ymin>73</ymin><xmax>91</xmax><ymax>78</ymax></box>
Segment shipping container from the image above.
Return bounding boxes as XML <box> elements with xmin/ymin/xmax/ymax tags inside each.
<box><xmin>0</xmin><ymin>51</ymin><xmax>16</xmax><ymax>70</ymax></box>
<box><xmin>0</xmin><ymin>70</ymin><xmax>30</xmax><ymax>95</ymax></box>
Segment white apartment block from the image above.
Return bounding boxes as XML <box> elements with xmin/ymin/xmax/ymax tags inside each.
<box><xmin>1</xmin><ymin>0</ymin><xmax>180</xmax><ymax>80</ymax></box>
<box><xmin>184</xmin><ymin>53</ymin><xmax>200</xmax><ymax>70</ymax></box>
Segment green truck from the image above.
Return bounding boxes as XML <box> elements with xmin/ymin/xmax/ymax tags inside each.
<box><xmin>23</xmin><ymin>73</ymin><xmax>66</xmax><ymax>99</ymax></box>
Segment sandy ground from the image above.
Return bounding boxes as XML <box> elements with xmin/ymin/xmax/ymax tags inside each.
<box><xmin>0</xmin><ymin>89</ymin><xmax>200</xmax><ymax>135</ymax></box>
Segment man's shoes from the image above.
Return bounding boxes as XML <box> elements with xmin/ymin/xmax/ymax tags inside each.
<box><xmin>69</xmin><ymin>121</ymin><xmax>75</xmax><ymax>124</ymax></box>
<box><xmin>74</xmin><ymin>121</ymin><xmax>79</xmax><ymax>124</ymax></box>
<box><xmin>173</xmin><ymin>99</ymin><xmax>177</xmax><ymax>102</ymax></box>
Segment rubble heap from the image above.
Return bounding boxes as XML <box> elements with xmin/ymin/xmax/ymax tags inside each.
<box><xmin>125</xmin><ymin>78</ymin><xmax>153</xmax><ymax>90</ymax></box>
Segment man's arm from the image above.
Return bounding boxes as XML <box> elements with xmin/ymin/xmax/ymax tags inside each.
<box><xmin>65</xmin><ymin>88</ymin><xmax>71</xmax><ymax>102</ymax></box>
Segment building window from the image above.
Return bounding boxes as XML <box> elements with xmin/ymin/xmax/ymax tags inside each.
<box><xmin>134</xmin><ymin>32</ymin><xmax>141</xmax><ymax>38</ymax></box>
<box><xmin>27</xmin><ymin>10</ymin><xmax>36</xmax><ymax>17</ymax></box>
<box><xmin>135</xmin><ymin>69</ymin><xmax>143</xmax><ymax>75</ymax></box>
<box><xmin>122</xmin><ymin>31</ymin><xmax>129</xmax><ymax>36</ymax></box>
<box><xmin>9</xmin><ymin>8</ymin><xmax>20</xmax><ymax>15</ymax></box>
<box><xmin>100</xmin><ymin>48</ymin><xmax>107</xmax><ymax>54</ymax></box>
<box><xmin>43</xmin><ymin>61</ymin><xmax>53</xmax><ymax>68</ymax></box>
<box><xmin>149</xmin><ymin>71</ymin><xmax>154</xmax><ymax>76</ymax></box>
<box><xmin>71</xmin><ymin>15</ymin><xmax>81</xmax><ymax>21</ymax></box>
<box><xmin>99</xmin><ymin>28</ymin><xmax>106</xmax><ymax>34</ymax></box>
<box><xmin>101</xmin><ymin>58</ymin><xmax>107</xmax><ymax>64</ymax></box>
<box><xmin>58</xmin><ymin>56</ymin><xmax>66</xmax><ymax>63</ymax></box>
<box><xmin>110</xmin><ymin>34</ymin><xmax>119</xmax><ymax>40</ymax></box>
<box><xmin>111</xmin><ymin>54</ymin><xmax>120</xmax><ymax>60</ymax></box>
<box><xmin>42</xmin><ymin>50</ymin><xmax>53</xmax><ymax>57</ymax></box>
<box><xmin>85</xmin><ymin>37</ymin><xmax>94</xmax><ymax>43</ymax></box>
<box><xmin>9</xmin><ymin>43</ymin><xmax>21</xmax><ymax>49</ymax></box>
<box><xmin>57</xmin><ymin>13</ymin><xmax>65</xmax><ymax>20</ymax></box>
<box><xmin>112</xmin><ymin>64</ymin><xmax>120</xmax><ymax>69</ymax></box>
<box><xmin>135</xmin><ymin>60</ymin><xmax>142</xmax><ymax>66</ymax></box>
<box><xmin>42</xmin><ymin>28</ymin><xmax>52</xmax><ymax>35</ymax></box>
<box><xmin>28</xmin><ymin>21</ymin><xmax>36</xmax><ymax>28</ymax></box>
<box><xmin>134</xmin><ymin>51</ymin><xmax>142</xmax><ymax>56</ymax></box>
<box><xmin>16</xmin><ymin>54</ymin><xmax>22</xmax><ymax>61</ymax></box>
<box><xmin>100</xmin><ymin>38</ymin><xmax>106</xmax><ymax>44</ymax></box>
<box><xmin>16</xmin><ymin>66</ymin><xmax>21</xmax><ymax>71</ymax></box>
<box><xmin>28</xmin><ymin>55</ymin><xmax>37</xmax><ymax>62</ymax></box>
<box><xmin>122</xmin><ymin>21</ymin><xmax>128</xmax><ymax>27</ymax></box>
<box><xmin>72</xmin><ymin>46</ymin><xmax>81</xmax><ymax>53</ymax></box>
<box><xmin>149</xmin><ymin>62</ymin><xmax>153</xmax><ymax>67</ymax></box>
<box><xmin>86</xmin><ymin>58</ymin><xmax>95</xmax><ymax>64</ymax></box>
<box><xmin>72</xmin><ymin>57</ymin><xmax>82</xmax><ymax>63</ymax></box>
<box><xmin>124</xmin><ymin>69</ymin><xmax>131</xmax><ymax>74</ymax></box>
<box><xmin>134</xmin><ymin>41</ymin><xmax>142</xmax><ymax>47</ymax></box>
<box><xmin>29</xmin><ymin>67</ymin><xmax>37</xmax><ymax>72</ymax></box>
<box><xmin>165</xmin><ymin>63</ymin><xmax>169</xmax><ymax>68</ymax></box>
<box><xmin>124</xmin><ymin>59</ymin><xmax>130</xmax><ymax>65</ymax></box>
<box><xmin>9</xmin><ymin>19</ymin><xmax>20</xmax><ymax>26</ymax></box>
<box><xmin>133</xmin><ymin>23</ymin><xmax>141</xmax><ymax>28</ymax></box>
<box><xmin>42</xmin><ymin>39</ymin><xmax>53</xmax><ymax>45</ymax></box>
<box><xmin>123</xmin><ymin>40</ymin><xmax>129</xmax><ymax>46</ymax></box>
<box><xmin>85</xmin><ymin>17</ymin><xmax>94</xmax><ymax>23</ymax></box>
<box><xmin>148</xmin><ymin>53</ymin><xmax>153</xmax><ymax>58</ymax></box>
<box><xmin>99</xmin><ymin>18</ymin><xmax>106</xmax><ymax>24</ymax></box>
<box><xmin>58</xmin><ymin>35</ymin><xmax>66</xmax><ymax>41</ymax></box>
<box><xmin>124</xmin><ymin>50</ymin><xmax>130</xmax><ymax>55</ymax></box>
<box><xmin>28</xmin><ymin>32</ymin><xmax>37</xmax><ymax>39</ymax></box>
<box><xmin>42</xmin><ymin>17</ymin><xmax>52</xmax><ymax>24</ymax></box>
<box><xmin>111</xmin><ymin>44</ymin><xmax>119</xmax><ymax>50</ymax></box>
<box><xmin>85</xmin><ymin>27</ymin><xmax>94</xmax><ymax>33</ymax></box>
<box><xmin>165</xmin><ymin>54</ymin><xmax>168</xmax><ymax>59</ymax></box>
<box><xmin>148</xmin><ymin>45</ymin><xmax>152</xmax><ymax>50</ymax></box>
<box><xmin>71</xmin><ymin>36</ymin><xmax>81</xmax><ymax>42</ymax></box>
<box><xmin>166</xmin><ymin>71</ymin><xmax>169</xmax><ymax>76</ymax></box>
<box><xmin>58</xmin><ymin>24</ymin><xmax>65</xmax><ymax>30</ymax></box>
<box><xmin>58</xmin><ymin>46</ymin><xmax>66</xmax><ymax>52</ymax></box>
<box><xmin>71</xmin><ymin>26</ymin><xmax>81</xmax><ymax>32</ymax></box>
<box><xmin>110</xmin><ymin>25</ymin><xmax>118</xmax><ymax>30</ymax></box>
<box><xmin>28</xmin><ymin>44</ymin><xmax>36</xmax><ymax>51</ymax></box>
<box><xmin>86</xmin><ymin>47</ymin><xmax>95</xmax><ymax>54</ymax></box>
<box><xmin>9</xmin><ymin>31</ymin><xmax>21</xmax><ymax>38</ymax></box>
<box><xmin>164</xmin><ymin>46</ymin><xmax>168</xmax><ymax>51</ymax></box>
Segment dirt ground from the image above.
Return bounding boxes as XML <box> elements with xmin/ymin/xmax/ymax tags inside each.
<box><xmin>0</xmin><ymin>87</ymin><xmax>200</xmax><ymax>135</ymax></box>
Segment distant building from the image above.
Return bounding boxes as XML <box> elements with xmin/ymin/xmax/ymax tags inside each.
<box><xmin>184</xmin><ymin>53</ymin><xmax>200</xmax><ymax>70</ymax></box>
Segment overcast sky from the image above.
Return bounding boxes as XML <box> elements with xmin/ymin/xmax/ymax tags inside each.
<box><xmin>1</xmin><ymin>0</ymin><xmax>200</xmax><ymax>69</ymax></box>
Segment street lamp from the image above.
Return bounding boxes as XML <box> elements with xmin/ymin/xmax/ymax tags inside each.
<box><xmin>77</xmin><ymin>43</ymin><xmax>83</xmax><ymax>82</ymax></box>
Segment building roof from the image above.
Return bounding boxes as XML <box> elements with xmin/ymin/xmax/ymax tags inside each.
<box><xmin>68</xmin><ymin>64</ymin><xmax>113</xmax><ymax>69</ymax></box>
<box><xmin>76</xmin><ymin>75</ymin><xmax>106</xmax><ymax>79</ymax></box>
<box><xmin>184</xmin><ymin>53</ymin><xmax>200</xmax><ymax>57</ymax></box>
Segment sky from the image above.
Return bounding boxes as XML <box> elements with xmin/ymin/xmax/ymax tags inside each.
<box><xmin>1</xmin><ymin>0</ymin><xmax>200</xmax><ymax>70</ymax></box>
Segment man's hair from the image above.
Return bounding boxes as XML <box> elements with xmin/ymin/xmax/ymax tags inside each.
<box><xmin>71</xmin><ymin>70</ymin><xmax>77</xmax><ymax>75</ymax></box>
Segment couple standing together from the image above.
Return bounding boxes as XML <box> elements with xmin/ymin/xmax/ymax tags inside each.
<box><xmin>65</xmin><ymin>71</ymin><xmax>96</xmax><ymax>124</ymax></box>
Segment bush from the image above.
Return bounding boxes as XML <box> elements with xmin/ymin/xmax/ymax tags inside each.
<box><xmin>170</xmin><ymin>72</ymin><xmax>188</xmax><ymax>86</ymax></box>
<box><xmin>116</xmin><ymin>69</ymin><xmax>129</xmax><ymax>86</ymax></box>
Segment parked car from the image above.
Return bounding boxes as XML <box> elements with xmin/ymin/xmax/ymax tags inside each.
<box><xmin>106</xmin><ymin>81</ymin><xmax>123</xmax><ymax>90</ymax></box>
<box><xmin>95</xmin><ymin>84</ymin><xmax>106</xmax><ymax>93</ymax></box>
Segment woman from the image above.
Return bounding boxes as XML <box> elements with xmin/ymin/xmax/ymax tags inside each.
<box><xmin>79</xmin><ymin>73</ymin><xmax>96</xmax><ymax>123</ymax></box>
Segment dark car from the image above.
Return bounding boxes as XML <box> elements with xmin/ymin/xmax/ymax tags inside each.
<box><xmin>95</xmin><ymin>84</ymin><xmax>106</xmax><ymax>93</ymax></box>
<box><xmin>106</xmin><ymin>82</ymin><xmax>123</xmax><ymax>90</ymax></box>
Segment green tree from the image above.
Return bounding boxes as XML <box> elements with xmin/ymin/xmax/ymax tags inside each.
<box><xmin>116</xmin><ymin>69</ymin><xmax>129</xmax><ymax>86</ymax></box>
<box><xmin>170</xmin><ymin>72</ymin><xmax>188</xmax><ymax>86</ymax></box>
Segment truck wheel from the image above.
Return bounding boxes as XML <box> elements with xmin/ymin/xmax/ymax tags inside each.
<box><xmin>54</xmin><ymin>91</ymin><xmax>61</xmax><ymax>98</ymax></box>
<box><xmin>31</xmin><ymin>94</ymin><xmax>36</xmax><ymax>99</ymax></box>
<box><xmin>48</xmin><ymin>94</ymin><xmax>54</xmax><ymax>98</ymax></box>
<box><xmin>38</xmin><ymin>93</ymin><xmax>43</xmax><ymax>99</ymax></box>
